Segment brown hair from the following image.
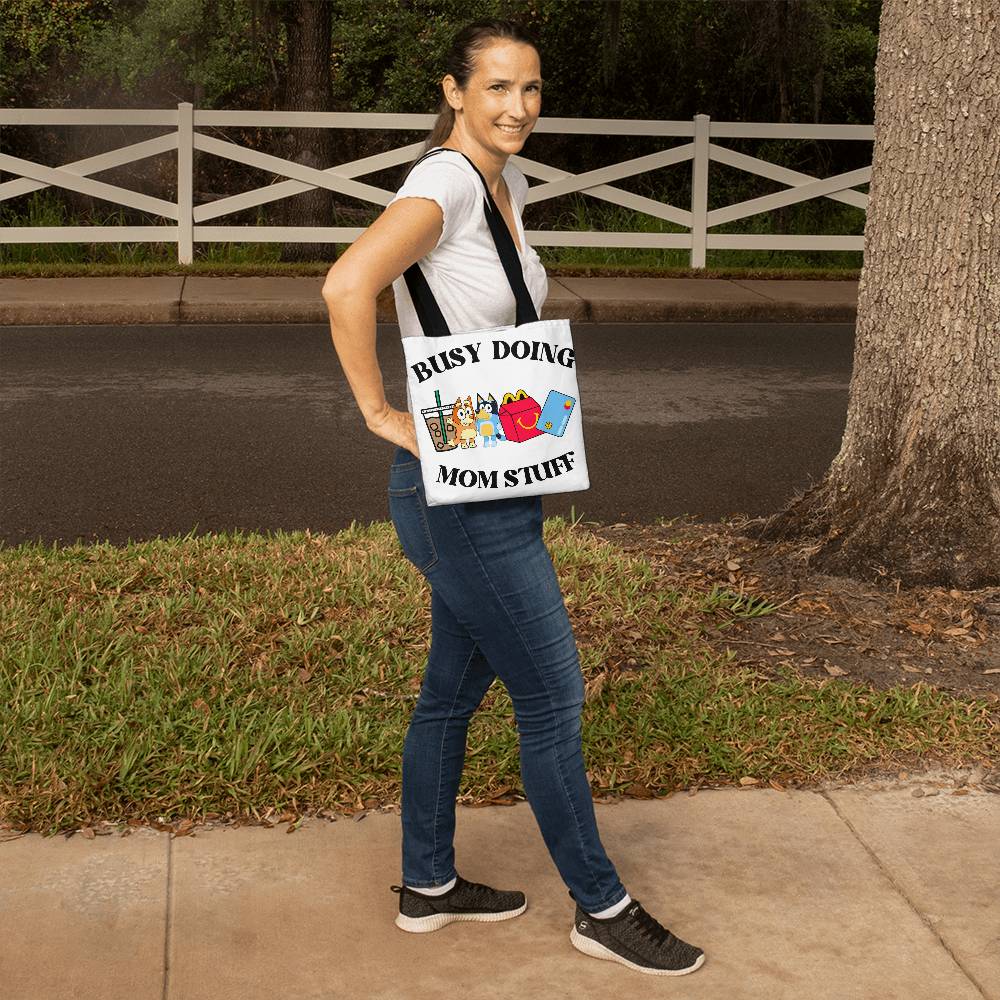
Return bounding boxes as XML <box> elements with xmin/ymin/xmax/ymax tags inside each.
<box><xmin>411</xmin><ymin>18</ymin><xmax>540</xmax><ymax>167</ymax></box>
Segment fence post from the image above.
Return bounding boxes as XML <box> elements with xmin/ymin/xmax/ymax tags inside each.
<box><xmin>177</xmin><ymin>102</ymin><xmax>194</xmax><ymax>265</ymax></box>
<box><xmin>690</xmin><ymin>113</ymin><xmax>710</xmax><ymax>269</ymax></box>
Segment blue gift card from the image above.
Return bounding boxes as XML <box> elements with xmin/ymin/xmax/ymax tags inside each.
<box><xmin>538</xmin><ymin>390</ymin><xmax>576</xmax><ymax>437</ymax></box>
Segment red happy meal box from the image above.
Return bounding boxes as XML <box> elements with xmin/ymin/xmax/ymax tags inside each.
<box><xmin>499</xmin><ymin>389</ymin><xmax>544</xmax><ymax>443</ymax></box>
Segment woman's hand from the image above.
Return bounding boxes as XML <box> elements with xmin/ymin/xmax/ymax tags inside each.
<box><xmin>366</xmin><ymin>403</ymin><xmax>419</xmax><ymax>459</ymax></box>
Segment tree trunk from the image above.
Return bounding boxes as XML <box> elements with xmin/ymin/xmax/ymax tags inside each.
<box><xmin>746</xmin><ymin>0</ymin><xmax>1000</xmax><ymax>589</ymax></box>
<box><xmin>601</xmin><ymin>1</ymin><xmax>623</xmax><ymax>91</ymax></box>
<box><xmin>276</xmin><ymin>0</ymin><xmax>339</xmax><ymax>263</ymax></box>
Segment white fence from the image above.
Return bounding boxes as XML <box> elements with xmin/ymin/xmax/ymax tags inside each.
<box><xmin>0</xmin><ymin>104</ymin><xmax>873</xmax><ymax>267</ymax></box>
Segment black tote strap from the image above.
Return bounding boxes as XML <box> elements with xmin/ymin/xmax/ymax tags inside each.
<box><xmin>456</xmin><ymin>150</ymin><xmax>539</xmax><ymax>327</ymax></box>
<box><xmin>399</xmin><ymin>147</ymin><xmax>539</xmax><ymax>337</ymax></box>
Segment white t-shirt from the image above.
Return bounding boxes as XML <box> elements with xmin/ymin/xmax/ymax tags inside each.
<box><xmin>386</xmin><ymin>147</ymin><xmax>549</xmax><ymax>415</ymax></box>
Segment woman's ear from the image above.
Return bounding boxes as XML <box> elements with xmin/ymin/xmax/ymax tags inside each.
<box><xmin>442</xmin><ymin>74</ymin><xmax>462</xmax><ymax>112</ymax></box>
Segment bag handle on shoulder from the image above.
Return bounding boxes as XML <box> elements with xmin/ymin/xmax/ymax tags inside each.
<box><xmin>400</xmin><ymin>147</ymin><xmax>540</xmax><ymax>337</ymax></box>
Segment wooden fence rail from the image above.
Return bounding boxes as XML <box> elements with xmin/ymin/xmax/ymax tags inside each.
<box><xmin>0</xmin><ymin>105</ymin><xmax>873</xmax><ymax>267</ymax></box>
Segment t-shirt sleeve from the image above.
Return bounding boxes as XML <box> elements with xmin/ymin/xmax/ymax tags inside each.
<box><xmin>506</xmin><ymin>164</ymin><xmax>530</xmax><ymax>214</ymax></box>
<box><xmin>388</xmin><ymin>158</ymin><xmax>481</xmax><ymax>251</ymax></box>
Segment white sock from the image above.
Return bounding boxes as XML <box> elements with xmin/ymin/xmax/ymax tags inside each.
<box><xmin>406</xmin><ymin>875</ymin><xmax>457</xmax><ymax>896</ymax></box>
<box><xmin>588</xmin><ymin>891</ymin><xmax>632</xmax><ymax>919</ymax></box>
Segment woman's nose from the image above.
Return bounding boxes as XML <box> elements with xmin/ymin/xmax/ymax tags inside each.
<box><xmin>507</xmin><ymin>96</ymin><xmax>527</xmax><ymax>117</ymax></box>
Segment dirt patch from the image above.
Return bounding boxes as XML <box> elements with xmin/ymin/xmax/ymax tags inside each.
<box><xmin>582</xmin><ymin>515</ymin><xmax>1000</xmax><ymax>704</ymax></box>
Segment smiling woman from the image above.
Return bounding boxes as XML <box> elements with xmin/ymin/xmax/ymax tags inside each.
<box><xmin>321</xmin><ymin>16</ymin><xmax>706</xmax><ymax>978</ymax></box>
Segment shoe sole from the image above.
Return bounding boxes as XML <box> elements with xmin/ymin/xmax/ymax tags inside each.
<box><xmin>569</xmin><ymin>925</ymin><xmax>706</xmax><ymax>975</ymax></box>
<box><xmin>395</xmin><ymin>900</ymin><xmax>527</xmax><ymax>933</ymax></box>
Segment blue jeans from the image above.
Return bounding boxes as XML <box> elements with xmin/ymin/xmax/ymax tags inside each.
<box><xmin>387</xmin><ymin>445</ymin><xmax>627</xmax><ymax>913</ymax></box>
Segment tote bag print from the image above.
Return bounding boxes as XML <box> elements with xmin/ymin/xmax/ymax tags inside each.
<box><xmin>398</xmin><ymin>146</ymin><xmax>589</xmax><ymax>507</ymax></box>
<box><xmin>403</xmin><ymin>321</ymin><xmax>590</xmax><ymax>505</ymax></box>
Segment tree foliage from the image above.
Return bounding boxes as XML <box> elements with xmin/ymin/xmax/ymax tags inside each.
<box><xmin>1</xmin><ymin>0</ymin><xmax>879</xmax><ymax>124</ymax></box>
<box><xmin>0</xmin><ymin>1</ymin><xmax>881</xmax><ymax>258</ymax></box>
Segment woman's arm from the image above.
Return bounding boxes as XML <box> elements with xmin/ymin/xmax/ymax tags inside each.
<box><xmin>321</xmin><ymin>196</ymin><xmax>445</xmax><ymax>455</ymax></box>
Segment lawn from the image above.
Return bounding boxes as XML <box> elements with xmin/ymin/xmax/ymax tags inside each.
<box><xmin>1</xmin><ymin>514</ymin><xmax>995</xmax><ymax>838</ymax></box>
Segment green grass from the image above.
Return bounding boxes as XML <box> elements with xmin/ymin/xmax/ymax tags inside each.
<box><xmin>1</xmin><ymin>516</ymin><xmax>994</xmax><ymax>837</ymax></box>
<box><xmin>0</xmin><ymin>259</ymin><xmax>859</xmax><ymax>281</ymax></box>
<box><xmin>0</xmin><ymin>185</ymin><xmax>862</xmax><ymax>278</ymax></box>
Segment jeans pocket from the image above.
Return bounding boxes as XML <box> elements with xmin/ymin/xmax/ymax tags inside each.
<box><xmin>388</xmin><ymin>484</ymin><xmax>439</xmax><ymax>573</ymax></box>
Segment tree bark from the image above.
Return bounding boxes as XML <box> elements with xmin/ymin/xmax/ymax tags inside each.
<box><xmin>601</xmin><ymin>1</ymin><xmax>623</xmax><ymax>91</ymax></box>
<box><xmin>746</xmin><ymin>0</ymin><xmax>1000</xmax><ymax>589</ymax></box>
<box><xmin>276</xmin><ymin>0</ymin><xmax>339</xmax><ymax>263</ymax></box>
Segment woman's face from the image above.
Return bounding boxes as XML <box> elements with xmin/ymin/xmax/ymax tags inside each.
<box><xmin>444</xmin><ymin>40</ymin><xmax>542</xmax><ymax>156</ymax></box>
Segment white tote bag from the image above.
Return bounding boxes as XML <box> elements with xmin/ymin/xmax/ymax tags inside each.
<box><xmin>400</xmin><ymin>148</ymin><xmax>590</xmax><ymax>507</ymax></box>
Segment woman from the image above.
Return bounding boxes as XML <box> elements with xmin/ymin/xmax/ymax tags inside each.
<box><xmin>322</xmin><ymin>18</ymin><xmax>705</xmax><ymax>978</ymax></box>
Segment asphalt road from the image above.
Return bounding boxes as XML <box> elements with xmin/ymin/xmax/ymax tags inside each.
<box><xmin>0</xmin><ymin>322</ymin><xmax>854</xmax><ymax>548</ymax></box>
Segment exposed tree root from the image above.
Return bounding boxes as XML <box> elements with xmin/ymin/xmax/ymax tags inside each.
<box><xmin>744</xmin><ymin>473</ymin><xmax>1000</xmax><ymax>590</ymax></box>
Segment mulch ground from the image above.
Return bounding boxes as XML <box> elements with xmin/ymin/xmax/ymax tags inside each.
<box><xmin>583</xmin><ymin>515</ymin><xmax>1000</xmax><ymax>705</ymax></box>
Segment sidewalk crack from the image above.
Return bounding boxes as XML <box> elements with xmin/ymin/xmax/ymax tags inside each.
<box><xmin>176</xmin><ymin>274</ymin><xmax>187</xmax><ymax>325</ymax></box>
<box><xmin>162</xmin><ymin>832</ymin><xmax>173</xmax><ymax>1000</ymax></box>
<box><xmin>728</xmin><ymin>279</ymin><xmax>780</xmax><ymax>302</ymax></box>
<box><xmin>820</xmin><ymin>790</ymin><xmax>990</xmax><ymax>999</ymax></box>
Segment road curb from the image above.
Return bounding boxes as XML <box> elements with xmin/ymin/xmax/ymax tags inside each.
<box><xmin>0</xmin><ymin>300</ymin><xmax>858</xmax><ymax>326</ymax></box>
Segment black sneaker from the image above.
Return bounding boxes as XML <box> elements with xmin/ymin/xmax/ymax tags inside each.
<box><xmin>390</xmin><ymin>874</ymin><xmax>527</xmax><ymax>933</ymax></box>
<box><xmin>568</xmin><ymin>892</ymin><xmax>706</xmax><ymax>975</ymax></box>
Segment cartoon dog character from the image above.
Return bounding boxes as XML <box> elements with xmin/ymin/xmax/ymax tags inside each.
<box><xmin>475</xmin><ymin>392</ymin><xmax>504</xmax><ymax>447</ymax></box>
<box><xmin>452</xmin><ymin>394</ymin><xmax>478</xmax><ymax>448</ymax></box>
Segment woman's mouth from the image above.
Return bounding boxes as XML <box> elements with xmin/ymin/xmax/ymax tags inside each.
<box><xmin>496</xmin><ymin>124</ymin><xmax>525</xmax><ymax>134</ymax></box>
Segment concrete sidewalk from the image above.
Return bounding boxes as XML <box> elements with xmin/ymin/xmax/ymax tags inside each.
<box><xmin>1</xmin><ymin>772</ymin><xmax>997</xmax><ymax>1000</ymax></box>
<box><xmin>0</xmin><ymin>274</ymin><xmax>859</xmax><ymax>325</ymax></box>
